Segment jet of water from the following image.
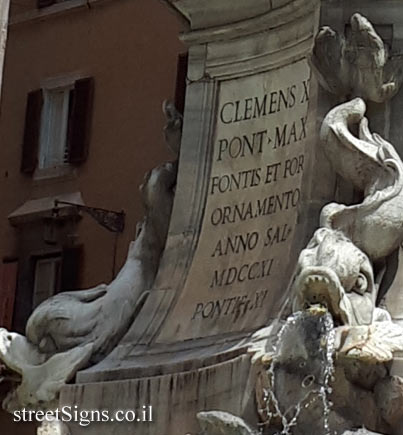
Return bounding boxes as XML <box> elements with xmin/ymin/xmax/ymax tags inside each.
<box><xmin>260</xmin><ymin>310</ymin><xmax>336</xmax><ymax>435</ymax></box>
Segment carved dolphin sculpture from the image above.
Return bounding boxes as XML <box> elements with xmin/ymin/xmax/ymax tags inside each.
<box><xmin>290</xmin><ymin>228</ymin><xmax>403</xmax><ymax>362</ymax></box>
<box><xmin>0</xmin><ymin>161</ymin><xmax>177</xmax><ymax>410</ymax></box>
<box><xmin>292</xmin><ymin>228</ymin><xmax>379</xmax><ymax>326</ymax></box>
<box><xmin>319</xmin><ymin>98</ymin><xmax>398</xmax><ymax>195</ymax></box>
<box><xmin>0</xmin><ymin>329</ymin><xmax>93</xmax><ymax>411</ymax></box>
<box><xmin>25</xmin><ymin>162</ymin><xmax>176</xmax><ymax>360</ymax></box>
<box><xmin>311</xmin><ymin>13</ymin><xmax>401</xmax><ymax>102</ymax></box>
<box><xmin>0</xmin><ymin>100</ymin><xmax>182</xmax><ymax>411</ymax></box>
<box><xmin>320</xmin><ymin>98</ymin><xmax>403</xmax><ymax>262</ymax></box>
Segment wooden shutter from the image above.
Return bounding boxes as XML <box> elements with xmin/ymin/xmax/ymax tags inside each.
<box><xmin>60</xmin><ymin>245</ymin><xmax>83</xmax><ymax>291</ymax></box>
<box><xmin>67</xmin><ymin>77</ymin><xmax>94</xmax><ymax>165</ymax></box>
<box><xmin>0</xmin><ymin>261</ymin><xmax>18</xmax><ymax>329</ymax></box>
<box><xmin>21</xmin><ymin>89</ymin><xmax>43</xmax><ymax>174</ymax></box>
<box><xmin>174</xmin><ymin>53</ymin><xmax>188</xmax><ymax>115</ymax></box>
<box><xmin>37</xmin><ymin>0</ymin><xmax>56</xmax><ymax>8</ymax></box>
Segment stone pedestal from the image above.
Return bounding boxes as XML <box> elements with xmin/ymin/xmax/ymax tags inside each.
<box><xmin>60</xmin><ymin>1</ymin><xmax>321</xmax><ymax>433</ymax></box>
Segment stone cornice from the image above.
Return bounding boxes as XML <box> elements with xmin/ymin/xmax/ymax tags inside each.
<box><xmin>163</xmin><ymin>0</ymin><xmax>319</xmax><ymax>44</ymax></box>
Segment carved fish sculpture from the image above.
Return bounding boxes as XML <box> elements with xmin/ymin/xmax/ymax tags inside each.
<box><xmin>320</xmin><ymin>97</ymin><xmax>403</xmax><ymax>262</ymax></box>
<box><xmin>292</xmin><ymin>228</ymin><xmax>379</xmax><ymax>326</ymax></box>
<box><xmin>0</xmin><ymin>161</ymin><xmax>177</xmax><ymax>411</ymax></box>
<box><xmin>311</xmin><ymin>13</ymin><xmax>400</xmax><ymax>103</ymax></box>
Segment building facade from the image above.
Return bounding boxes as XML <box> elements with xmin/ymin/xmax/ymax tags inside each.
<box><xmin>0</xmin><ymin>0</ymin><xmax>183</xmax><ymax>431</ymax></box>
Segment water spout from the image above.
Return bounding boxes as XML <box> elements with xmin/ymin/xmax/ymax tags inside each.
<box><xmin>261</xmin><ymin>309</ymin><xmax>336</xmax><ymax>435</ymax></box>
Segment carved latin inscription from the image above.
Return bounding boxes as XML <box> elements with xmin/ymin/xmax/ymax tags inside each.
<box><xmin>158</xmin><ymin>60</ymin><xmax>312</xmax><ymax>341</ymax></box>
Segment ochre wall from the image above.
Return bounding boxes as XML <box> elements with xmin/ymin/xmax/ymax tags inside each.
<box><xmin>0</xmin><ymin>0</ymin><xmax>183</xmax><ymax>432</ymax></box>
<box><xmin>0</xmin><ymin>0</ymin><xmax>183</xmax><ymax>287</ymax></box>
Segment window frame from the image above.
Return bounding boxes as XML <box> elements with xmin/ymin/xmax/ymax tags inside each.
<box><xmin>21</xmin><ymin>73</ymin><xmax>94</xmax><ymax>179</ymax></box>
<box><xmin>32</xmin><ymin>252</ymin><xmax>62</xmax><ymax>308</ymax></box>
<box><xmin>37</xmin><ymin>83</ymin><xmax>73</xmax><ymax>172</ymax></box>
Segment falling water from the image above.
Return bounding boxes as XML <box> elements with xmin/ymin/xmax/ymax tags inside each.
<box><xmin>318</xmin><ymin>313</ymin><xmax>336</xmax><ymax>435</ymax></box>
<box><xmin>261</xmin><ymin>309</ymin><xmax>336</xmax><ymax>435</ymax></box>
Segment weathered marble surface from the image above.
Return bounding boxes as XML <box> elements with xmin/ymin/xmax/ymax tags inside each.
<box><xmin>59</xmin><ymin>354</ymin><xmax>254</xmax><ymax>435</ymax></box>
<box><xmin>320</xmin><ymin>98</ymin><xmax>403</xmax><ymax>262</ymax></box>
<box><xmin>0</xmin><ymin>106</ymin><xmax>179</xmax><ymax>410</ymax></box>
<box><xmin>196</xmin><ymin>412</ymin><xmax>387</xmax><ymax>435</ymax></box>
<box><xmin>250</xmin><ymin>311</ymin><xmax>393</xmax><ymax>434</ymax></box>
<box><xmin>292</xmin><ymin>227</ymin><xmax>378</xmax><ymax>326</ymax></box>
<box><xmin>37</xmin><ymin>420</ymin><xmax>70</xmax><ymax>435</ymax></box>
<box><xmin>163</xmin><ymin>100</ymin><xmax>182</xmax><ymax>158</ymax></box>
<box><xmin>375</xmin><ymin>376</ymin><xmax>403</xmax><ymax>433</ymax></box>
<box><xmin>291</xmin><ymin>96</ymin><xmax>403</xmax><ymax>362</ymax></box>
<box><xmin>158</xmin><ymin>59</ymin><xmax>313</xmax><ymax>342</ymax></box>
<box><xmin>53</xmin><ymin>2</ymin><xmax>322</xmax><ymax>434</ymax></box>
<box><xmin>25</xmin><ymin>161</ymin><xmax>176</xmax><ymax>360</ymax></box>
<box><xmin>186</xmin><ymin>10</ymin><xmax>403</xmax><ymax>435</ymax></box>
<box><xmin>196</xmin><ymin>408</ymin><xmax>389</xmax><ymax>435</ymax></box>
<box><xmin>5</xmin><ymin>6</ymin><xmax>403</xmax><ymax>435</ymax></box>
<box><xmin>311</xmin><ymin>13</ymin><xmax>402</xmax><ymax>103</ymax></box>
<box><xmin>342</xmin><ymin>430</ymin><xmax>385</xmax><ymax>435</ymax></box>
<box><xmin>249</xmin><ymin>85</ymin><xmax>403</xmax><ymax>433</ymax></box>
<box><xmin>0</xmin><ymin>330</ymin><xmax>93</xmax><ymax>411</ymax></box>
<box><xmin>197</xmin><ymin>411</ymin><xmax>258</xmax><ymax>435</ymax></box>
<box><xmin>76</xmin><ymin>0</ymin><xmax>320</xmax><ymax>382</ymax></box>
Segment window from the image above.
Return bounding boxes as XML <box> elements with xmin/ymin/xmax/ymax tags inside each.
<box><xmin>38</xmin><ymin>86</ymin><xmax>72</xmax><ymax>169</ymax></box>
<box><xmin>31</xmin><ymin>246</ymin><xmax>82</xmax><ymax>308</ymax></box>
<box><xmin>32</xmin><ymin>254</ymin><xmax>61</xmax><ymax>308</ymax></box>
<box><xmin>21</xmin><ymin>77</ymin><xmax>94</xmax><ymax>175</ymax></box>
